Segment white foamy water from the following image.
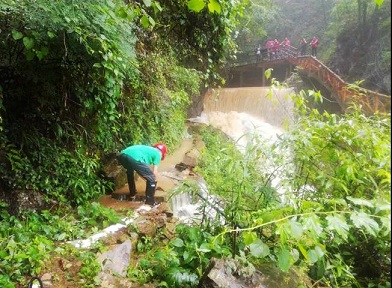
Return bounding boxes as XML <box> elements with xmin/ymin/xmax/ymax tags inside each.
<box><xmin>170</xmin><ymin>178</ymin><xmax>224</xmax><ymax>225</ymax></box>
<box><xmin>191</xmin><ymin>87</ymin><xmax>294</xmax><ymax>146</ymax></box>
<box><xmin>195</xmin><ymin>110</ymin><xmax>283</xmax><ymax>152</ymax></box>
<box><xmin>173</xmin><ymin>86</ymin><xmax>295</xmax><ymax>222</ymax></box>
<box><xmin>202</xmin><ymin>87</ymin><xmax>295</xmax><ymax>126</ymax></box>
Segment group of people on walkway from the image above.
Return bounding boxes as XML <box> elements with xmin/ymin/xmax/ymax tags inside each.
<box><xmin>258</xmin><ymin>37</ymin><xmax>292</xmax><ymax>61</ymax></box>
<box><xmin>255</xmin><ymin>36</ymin><xmax>319</xmax><ymax>62</ymax></box>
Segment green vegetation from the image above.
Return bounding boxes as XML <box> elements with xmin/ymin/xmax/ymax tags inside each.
<box><xmin>0</xmin><ymin>0</ymin><xmax>242</xmax><ymax>286</ymax></box>
<box><xmin>128</xmin><ymin>94</ymin><xmax>390</xmax><ymax>287</ymax></box>
<box><xmin>128</xmin><ymin>224</ymin><xmax>232</xmax><ymax>287</ymax></box>
<box><xmin>0</xmin><ymin>201</ymin><xmax>120</xmax><ymax>287</ymax></box>
<box><xmin>0</xmin><ymin>0</ymin><xmax>214</xmax><ymax>210</ymax></box>
<box><xmin>0</xmin><ymin>0</ymin><xmax>390</xmax><ymax>287</ymax></box>
<box><xmin>240</xmin><ymin>0</ymin><xmax>390</xmax><ymax>93</ymax></box>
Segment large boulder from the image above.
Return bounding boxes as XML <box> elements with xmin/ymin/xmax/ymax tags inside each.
<box><xmin>100</xmin><ymin>153</ymin><xmax>127</xmax><ymax>189</ymax></box>
<box><xmin>201</xmin><ymin>257</ymin><xmax>312</xmax><ymax>288</ymax></box>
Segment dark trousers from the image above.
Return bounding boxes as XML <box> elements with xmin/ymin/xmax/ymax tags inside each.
<box><xmin>301</xmin><ymin>46</ymin><xmax>306</xmax><ymax>56</ymax></box>
<box><xmin>117</xmin><ymin>153</ymin><xmax>156</xmax><ymax>204</ymax></box>
<box><xmin>311</xmin><ymin>46</ymin><xmax>317</xmax><ymax>57</ymax></box>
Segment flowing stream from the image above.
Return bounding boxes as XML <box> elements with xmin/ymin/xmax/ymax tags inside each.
<box><xmin>197</xmin><ymin>87</ymin><xmax>294</xmax><ymax>149</ymax></box>
<box><xmin>171</xmin><ymin>87</ymin><xmax>295</xmax><ymax>223</ymax></box>
<box><xmin>70</xmin><ymin>86</ymin><xmax>296</xmax><ymax>247</ymax></box>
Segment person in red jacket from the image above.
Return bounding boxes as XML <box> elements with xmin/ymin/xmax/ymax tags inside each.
<box><xmin>117</xmin><ymin>142</ymin><xmax>167</xmax><ymax>206</ymax></box>
<box><xmin>264</xmin><ymin>40</ymin><xmax>275</xmax><ymax>60</ymax></box>
<box><xmin>310</xmin><ymin>36</ymin><xmax>319</xmax><ymax>57</ymax></box>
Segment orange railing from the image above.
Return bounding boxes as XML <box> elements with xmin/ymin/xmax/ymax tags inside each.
<box><xmin>231</xmin><ymin>47</ymin><xmax>391</xmax><ymax>114</ymax></box>
<box><xmin>288</xmin><ymin>56</ymin><xmax>391</xmax><ymax>114</ymax></box>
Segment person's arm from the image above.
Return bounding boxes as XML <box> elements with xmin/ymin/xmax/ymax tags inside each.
<box><xmin>152</xmin><ymin>165</ymin><xmax>158</xmax><ymax>178</ymax></box>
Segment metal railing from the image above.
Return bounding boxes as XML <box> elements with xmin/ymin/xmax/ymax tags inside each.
<box><xmin>231</xmin><ymin>45</ymin><xmax>299</xmax><ymax>66</ymax></box>
<box><xmin>229</xmin><ymin>48</ymin><xmax>391</xmax><ymax>114</ymax></box>
<box><xmin>288</xmin><ymin>56</ymin><xmax>391</xmax><ymax>114</ymax></box>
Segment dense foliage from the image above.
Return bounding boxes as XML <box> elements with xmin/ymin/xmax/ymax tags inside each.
<box><xmin>128</xmin><ymin>93</ymin><xmax>390</xmax><ymax>287</ymax></box>
<box><xmin>326</xmin><ymin>0</ymin><xmax>391</xmax><ymax>94</ymax></box>
<box><xmin>234</xmin><ymin>0</ymin><xmax>391</xmax><ymax>94</ymax></box>
<box><xmin>0</xmin><ymin>0</ymin><xmax>243</xmax><ymax>286</ymax></box>
<box><xmin>0</xmin><ymin>0</ymin><xmax>390</xmax><ymax>287</ymax></box>
<box><xmin>177</xmin><ymin>93</ymin><xmax>390</xmax><ymax>287</ymax></box>
<box><xmin>0</xmin><ymin>0</ymin><xmax>227</xmax><ymax>209</ymax></box>
<box><xmin>0</xmin><ymin>201</ymin><xmax>121</xmax><ymax>286</ymax></box>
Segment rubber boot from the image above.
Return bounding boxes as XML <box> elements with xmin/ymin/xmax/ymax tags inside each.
<box><xmin>145</xmin><ymin>181</ymin><xmax>157</xmax><ymax>206</ymax></box>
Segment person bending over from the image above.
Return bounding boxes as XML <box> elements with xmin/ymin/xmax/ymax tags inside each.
<box><xmin>117</xmin><ymin>142</ymin><xmax>167</xmax><ymax>206</ymax></box>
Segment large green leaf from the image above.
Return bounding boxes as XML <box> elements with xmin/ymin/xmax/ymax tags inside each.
<box><xmin>307</xmin><ymin>245</ymin><xmax>324</xmax><ymax>264</ymax></box>
<box><xmin>188</xmin><ymin>0</ymin><xmax>205</xmax><ymax>12</ymax></box>
<box><xmin>350</xmin><ymin>212</ymin><xmax>380</xmax><ymax>236</ymax></box>
<box><xmin>143</xmin><ymin>0</ymin><xmax>152</xmax><ymax>7</ymax></box>
<box><xmin>374</xmin><ymin>0</ymin><xmax>384</xmax><ymax>7</ymax></box>
<box><xmin>140</xmin><ymin>15</ymin><xmax>150</xmax><ymax>28</ymax></box>
<box><xmin>11</xmin><ymin>30</ymin><xmax>23</xmax><ymax>40</ymax></box>
<box><xmin>243</xmin><ymin>231</ymin><xmax>257</xmax><ymax>245</ymax></box>
<box><xmin>249</xmin><ymin>238</ymin><xmax>270</xmax><ymax>258</ymax></box>
<box><xmin>346</xmin><ymin>196</ymin><xmax>374</xmax><ymax>208</ymax></box>
<box><xmin>277</xmin><ymin>248</ymin><xmax>292</xmax><ymax>272</ymax></box>
<box><xmin>171</xmin><ymin>238</ymin><xmax>184</xmax><ymax>248</ymax></box>
<box><xmin>22</xmin><ymin>37</ymin><xmax>34</xmax><ymax>49</ymax></box>
<box><xmin>326</xmin><ymin>214</ymin><xmax>349</xmax><ymax>240</ymax></box>
<box><xmin>289</xmin><ymin>219</ymin><xmax>303</xmax><ymax>239</ymax></box>
<box><xmin>165</xmin><ymin>267</ymin><xmax>199</xmax><ymax>287</ymax></box>
<box><xmin>207</xmin><ymin>0</ymin><xmax>221</xmax><ymax>14</ymax></box>
<box><xmin>302</xmin><ymin>214</ymin><xmax>323</xmax><ymax>236</ymax></box>
<box><xmin>198</xmin><ymin>242</ymin><xmax>212</xmax><ymax>253</ymax></box>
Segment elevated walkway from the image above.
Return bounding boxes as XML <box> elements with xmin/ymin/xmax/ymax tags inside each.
<box><xmin>226</xmin><ymin>47</ymin><xmax>391</xmax><ymax>115</ymax></box>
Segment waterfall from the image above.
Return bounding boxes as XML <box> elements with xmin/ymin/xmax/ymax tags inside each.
<box><xmin>172</xmin><ymin>86</ymin><xmax>295</xmax><ymax>223</ymax></box>
<box><xmin>202</xmin><ymin>87</ymin><xmax>295</xmax><ymax>127</ymax></box>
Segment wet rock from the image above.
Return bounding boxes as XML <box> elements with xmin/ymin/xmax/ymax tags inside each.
<box><xmin>40</xmin><ymin>273</ymin><xmax>53</xmax><ymax>287</ymax></box>
<box><xmin>100</xmin><ymin>154</ymin><xmax>127</xmax><ymax>189</ymax></box>
<box><xmin>133</xmin><ymin>216</ymin><xmax>159</xmax><ymax>237</ymax></box>
<box><xmin>205</xmin><ymin>258</ymin><xmax>250</xmax><ymax>288</ymax></box>
<box><xmin>182</xmin><ymin>148</ymin><xmax>200</xmax><ymax>168</ymax></box>
<box><xmin>162</xmin><ymin>221</ymin><xmax>178</xmax><ymax>240</ymax></box>
<box><xmin>7</xmin><ymin>190</ymin><xmax>57</xmax><ymax>215</ymax></box>
<box><xmin>202</xmin><ymin>257</ymin><xmax>312</xmax><ymax>288</ymax></box>
<box><xmin>133</xmin><ymin>212</ymin><xmax>167</xmax><ymax>237</ymax></box>
<box><xmin>175</xmin><ymin>162</ymin><xmax>189</xmax><ymax>171</ymax></box>
<box><xmin>97</xmin><ymin>240</ymin><xmax>132</xmax><ymax>277</ymax></box>
<box><xmin>183</xmin><ymin>136</ymin><xmax>204</xmax><ymax>168</ymax></box>
<box><xmin>98</xmin><ymin>272</ymin><xmax>137</xmax><ymax>288</ymax></box>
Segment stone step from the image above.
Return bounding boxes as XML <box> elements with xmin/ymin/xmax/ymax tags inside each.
<box><xmin>111</xmin><ymin>190</ymin><xmax>166</xmax><ymax>203</ymax></box>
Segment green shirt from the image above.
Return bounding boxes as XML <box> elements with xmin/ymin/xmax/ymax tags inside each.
<box><xmin>121</xmin><ymin>145</ymin><xmax>161</xmax><ymax>166</ymax></box>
